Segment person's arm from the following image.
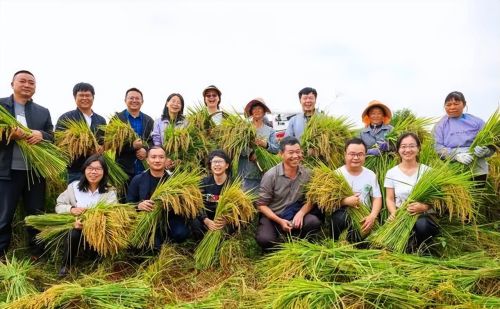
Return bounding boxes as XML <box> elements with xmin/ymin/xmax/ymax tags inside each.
<box><xmin>151</xmin><ymin>119</ymin><xmax>162</xmax><ymax>146</ymax></box>
<box><xmin>361</xmin><ymin>197</ymin><xmax>382</xmax><ymax>233</ymax></box>
<box><xmin>433</xmin><ymin>121</ymin><xmax>452</xmax><ymax>159</ymax></box>
<box><xmin>291</xmin><ymin>200</ymin><xmax>315</xmax><ymax>229</ymax></box>
<box><xmin>385</xmin><ymin>187</ymin><xmax>397</xmax><ymax>221</ymax></box>
<box><xmin>266</xmin><ymin>129</ymin><xmax>280</xmax><ymax>154</ymax></box>
<box><xmin>55</xmin><ymin>187</ymin><xmax>75</xmax><ymax>214</ymax></box>
<box><xmin>258</xmin><ymin>205</ymin><xmax>292</xmax><ymax>233</ymax></box>
<box><xmin>284</xmin><ymin>116</ymin><xmax>295</xmax><ymax>138</ymax></box>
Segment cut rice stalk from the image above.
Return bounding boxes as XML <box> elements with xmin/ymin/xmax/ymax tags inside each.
<box><xmin>0</xmin><ymin>256</ymin><xmax>37</xmax><ymax>302</ymax></box>
<box><xmin>194</xmin><ymin>179</ymin><xmax>256</xmax><ymax>269</ymax></box>
<box><xmin>55</xmin><ymin>118</ymin><xmax>98</xmax><ymax>161</ymax></box>
<box><xmin>101</xmin><ymin>115</ymin><xmax>139</xmax><ymax>153</ymax></box>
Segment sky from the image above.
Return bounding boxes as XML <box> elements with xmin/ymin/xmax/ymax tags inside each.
<box><xmin>1</xmin><ymin>0</ymin><xmax>499</xmax><ymax>127</ymax></box>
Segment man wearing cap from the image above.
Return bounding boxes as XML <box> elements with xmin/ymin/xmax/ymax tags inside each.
<box><xmin>202</xmin><ymin>85</ymin><xmax>224</xmax><ymax>125</ymax></box>
<box><xmin>359</xmin><ymin>100</ymin><xmax>393</xmax><ymax>156</ymax></box>
<box><xmin>238</xmin><ymin>98</ymin><xmax>280</xmax><ymax>192</ymax></box>
<box><xmin>0</xmin><ymin>70</ymin><xmax>53</xmax><ymax>258</ymax></box>
<box><xmin>284</xmin><ymin>87</ymin><xmax>317</xmax><ymax>141</ymax></box>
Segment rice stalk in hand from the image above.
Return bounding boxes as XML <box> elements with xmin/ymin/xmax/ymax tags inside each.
<box><xmin>101</xmin><ymin>115</ymin><xmax>139</xmax><ymax>153</ymax></box>
<box><xmin>0</xmin><ymin>256</ymin><xmax>37</xmax><ymax>302</ymax></box>
<box><xmin>130</xmin><ymin>169</ymin><xmax>203</xmax><ymax>248</ymax></box>
<box><xmin>386</xmin><ymin>109</ymin><xmax>435</xmax><ymax>145</ymax></box>
<box><xmin>301</xmin><ymin>113</ymin><xmax>356</xmax><ymax>167</ymax></box>
<box><xmin>55</xmin><ymin>118</ymin><xmax>98</xmax><ymax>161</ymax></box>
<box><xmin>254</xmin><ymin>146</ymin><xmax>281</xmax><ymax>172</ymax></box>
<box><xmin>306</xmin><ymin>164</ymin><xmax>351</xmax><ymax>214</ymax></box>
<box><xmin>24</xmin><ymin>213</ymin><xmax>74</xmax><ymax>250</ymax></box>
<box><xmin>163</xmin><ymin>123</ymin><xmax>211</xmax><ymax>167</ymax></box>
<box><xmin>212</xmin><ymin>114</ymin><xmax>256</xmax><ymax>175</ymax></box>
<box><xmin>81</xmin><ymin>201</ymin><xmax>137</xmax><ymax>257</ymax></box>
<box><xmin>369</xmin><ymin>162</ymin><xmax>479</xmax><ymax>253</ymax></box>
<box><xmin>103</xmin><ymin>151</ymin><xmax>128</xmax><ymax>189</ymax></box>
<box><xmin>186</xmin><ymin>104</ymin><xmax>214</xmax><ymax>132</ymax></box>
<box><xmin>0</xmin><ymin>105</ymin><xmax>68</xmax><ymax>182</ymax></box>
<box><xmin>195</xmin><ymin>179</ymin><xmax>256</xmax><ymax>269</ymax></box>
<box><xmin>470</xmin><ymin>108</ymin><xmax>500</xmax><ymax>150</ymax></box>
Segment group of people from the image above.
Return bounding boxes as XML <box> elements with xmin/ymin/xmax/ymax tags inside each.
<box><xmin>0</xmin><ymin>70</ymin><xmax>495</xmax><ymax>274</ymax></box>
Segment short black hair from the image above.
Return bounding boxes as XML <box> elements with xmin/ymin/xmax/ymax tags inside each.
<box><xmin>279</xmin><ymin>136</ymin><xmax>301</xmax><ymax>152</ymax></box>
<box><xmin>73</xmin><ymin>82</ymin><xmax>95</xmax><ymax>98</ymax></box>
<box><xmin>298</xmin><ymin>87</ymin><xmax>317</xmax><ymax>99</ymax></box>
<box><xmin>12</xmin><ymin>70</ymin><xmax>35</xmax><ymax>81</ymax></box>
<box><xmin>147</xmin><ymin>145</ymin><xmax>166</xmax><ymax>157</ymax></box>
<box><xmin>344</xmin><ymin>138</ymin><xmax>367</xmax><ymax>152</ymax></box>
<box><xmin>207</xmin><ymin>149</ymin><xmax>231</xmax><ymax>171</ymax></box>
<box><xmin>396</xmin><ymin>132</ymin><xmax>421</xmax><ymax>151</ymax></box>
<box><xmin>444</xmin><ymin>91</ymin><xmax>466</xmax><ymax>106</ymax></box>
<box><xmin>78</xmin><ymin>154</ymin><xmax>110</xmax><ymax>193</ymax></box>
<box><xmin>161</xmin><ymin>93</ymin><xmax>185</xmax><ymax>121</ymax></box>
<box><xmin>125</xmin><ymin>87</ymin><xmax>143</xmax><ymax>100</ymax></box>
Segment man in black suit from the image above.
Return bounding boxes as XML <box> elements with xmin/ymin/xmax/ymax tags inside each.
<box><xmin>0</xmin><ymin>70</ymin><xmax>54</xmax><ymax>257</ymax></box>
<box><xmin>55</xmin><ymin>82</ymin><xmax>106</xmax><ymax>183</ymax></box>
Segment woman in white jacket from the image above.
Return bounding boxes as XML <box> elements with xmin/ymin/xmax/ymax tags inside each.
<box><xmin>56</xmin><ymin>154</ymin><xmax>117</xmax><ymax>276</ymax></box>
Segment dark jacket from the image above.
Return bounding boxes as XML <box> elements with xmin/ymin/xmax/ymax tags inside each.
<box><xmin>115</xmin><ymin>110</ymin><xmax>154</xmax><ymax>176</ymax></box>
<box><xmin>55</xmin><ymin>108</ymin><xmax>106</xmax><ymax>174</ymax></box>
<box><xmin>0</xmin><ymin>95</ymin><xmax>54</xmax><ymax>180</ymax></box>
<box><xmin>126</xmin><ymin>170</ymin><xmax>169</xmax><ymax>203</ymax></box>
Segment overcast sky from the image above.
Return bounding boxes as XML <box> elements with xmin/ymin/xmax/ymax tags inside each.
<box><xmin>1</xmin><ymin>0</ymin><xmax>499</xmax><ymax>126</ymax></box>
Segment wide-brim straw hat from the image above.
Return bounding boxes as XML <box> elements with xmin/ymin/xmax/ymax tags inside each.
<box><xmin>244</xmin><ymin>97</ymin><xmax>271</xmax><ymax>117</ymax></box>
<box><xmin>361</xmin><ymin>100</ymin><xmax>392</xmax><ymax>125</ymax></box>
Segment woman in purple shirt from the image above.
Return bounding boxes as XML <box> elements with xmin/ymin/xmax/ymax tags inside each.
<box><xmin>433</xmin><ymin>91</ymin><xmax>493</xmax><ymax>181</ymax></box>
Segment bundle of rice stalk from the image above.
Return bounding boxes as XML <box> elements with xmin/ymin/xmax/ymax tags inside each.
<box><xmin>6</xmin><ymin>278</ymin><xmax>151</xmax><ymax>309</ymax></box>
<box><xmin>0</xmin><ymin>106</ymin><xmax>69</xmax><ymax>182</ymax></box>
<box><xmin>386</xmin><ymin>109</ymin><xmax>435</xmax><ymax>145</ymax></box>
<box><xmin>369</xmin><ymin>162</ymin><xmax>479</xmax><ymax>253</ymax></box>
<box><xmin>470</xmin><ymin>108</ymin><xmax>500</xmax><ymax>150</ymax></box>
<box><xmin>0</xmin><ymin>256</ymin><xmax>37</xmax><ymax>303</ymax></box>
<box><xmin>81</xmin><ymin>201</ymin><xmax>137</xmax><ymax>257</ymax></box>
<box><xmin>301</xmin><ymin>113</ymin><xmax>355</xmax><ymax>167</ymax></box>
<box><xmin>365</xmin><ymin>152</ymin><xmax>397</xmax><ymax>220</ymax></box>
<box><xmin>212</xmin><ymin>114</ymin><xmax>256</xmax><ymax>175</ymax></box>
<box><xmin>103</xmin><ymin>151</ymin><xmax>129</xmax><ymax>189</ymax></box>
<box><xmin>194</xmin><ymin>179</ymin><xmax>256</xmax><ymax>270</ymax></box>
<box><xmin>54</xmin><ymin>118</ymin><xmax>98</xmax><ymax>161</ymax></box>
<box><xmin>186</xmin><ymin>104</ymin><xmax>214</xmax><ymax>132</ymax></box>
<box><xmin>263</xmin><ymin>276</ymin><xmax>426</xmax><ymax>309</ymax></box>
<box><xmin>130</xmin><ymin>169</ymin><xmax>203</xmax><ymax>248</ymax></box>
<box><xmin>254</xmin><ymin>146</ymin><xmax>281</xmax><ymax>172</ymax></box>
<box><xmin>163</xmin><ymin>124</ymin><xmax>211</xmax><ymax>167</ymax></box>
<box><xmin>306</xmin><ymin>164</ymin><xmax>350</xmax><ymax>214</ymax></box>
<box><xmin>218</xmin><ymin>236</ymin><xmax>245</xmax><ymax>271</ymax></box>
<box><xmin>24</xmin><ymin>213</ymin><xmax>74</xmax><ymax>250</ymax></box>
<box><xmin>139</xmin><ymin>245</ymin><xmax>189</xmax><ymax>286</ymax></box>
<box><xmin>101</xmin><ymin>115</ymin><xmax>139</xmax><ymax>153</ymax></box>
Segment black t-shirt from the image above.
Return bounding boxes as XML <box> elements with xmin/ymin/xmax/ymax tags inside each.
<box><xmin>200</xmin><ymin>175</ymin><xmax>229</xmax><ymax>220</ymax></box>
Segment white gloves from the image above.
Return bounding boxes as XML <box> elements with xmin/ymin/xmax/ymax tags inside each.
<box><xmin>473</xmin><ymin>146</ymin><xmax>490</xmax><ymax>158</ymax></box>
<box><xmin>454</xmin><ymin>153</ymin><xmax>474</xmax><ymax>165</ymax></box>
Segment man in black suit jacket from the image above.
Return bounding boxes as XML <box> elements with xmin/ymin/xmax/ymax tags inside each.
<box><xmin>0</xmin><ymin>70</ymin><xmax>53</xmax><ymax>257</ymax></box>
<box><xmin>55</xmin><ymin>82</ymin><xmax>106</xmax><ymax>183</ymax></box>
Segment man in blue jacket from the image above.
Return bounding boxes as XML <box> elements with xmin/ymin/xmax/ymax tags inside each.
<box><xmin>0</xmin><ymin>70</ymin><xmax>53</xmax><ymax>258</ymax></box>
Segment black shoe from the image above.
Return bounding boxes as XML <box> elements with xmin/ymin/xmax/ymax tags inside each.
<box><xmin>58</xmin><ymin>266</ymin><xmax>69</xmax><ymax>277</ymax></box>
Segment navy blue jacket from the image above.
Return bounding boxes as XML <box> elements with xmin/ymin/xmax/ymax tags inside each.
<box><xmin>115</xmin><ymin>110</ymin><xmax>154</xmax><ymax>176</ymax></box>
<box><xmin>126</xmin><ymin>170</ymin><xmax>169</xmax><ymax>203</ymax></box>
<box><xmin>0</xmin><ymin>95</ymin><xmax>53</xmax><ymax>180</ymax></box>
<box><xmin>55</xmin><ymin>108</ymin><xmax>106</xmax><ymax>174</ymax></box>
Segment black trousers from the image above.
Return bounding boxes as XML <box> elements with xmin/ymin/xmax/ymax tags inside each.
<box><xmin>330</xmin><ymin>206</ymin><xmax>362</xmax><ymax>242</ymax></box>
<box><xmin>0</xmin><ymin>170</ymin><xmax>45</xmax><ymax>255</ymax></box>
<box><xmin>62</xmin><ymin>228</ymin><xmax>98</xmax><ymax>267</ymax></box>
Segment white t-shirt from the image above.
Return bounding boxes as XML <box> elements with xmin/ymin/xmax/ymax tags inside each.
<box><xmin>337</xmin><ymin>166</ymin><xmax>382</xmax><ymax>208</ymax></box>
<box><xmin>72</xmin><ymin>181</ymin><xmax>114</xmax><ymax>208</ymax></box>
<box><xmin>384</xmin><ymin>164</ymin><xmax>430</xmax><ymax>208</ymax></box>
